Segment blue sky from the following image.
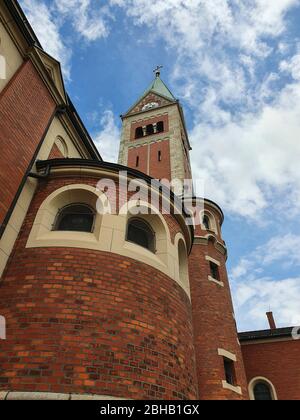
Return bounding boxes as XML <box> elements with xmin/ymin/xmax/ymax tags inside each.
<box><xmin>20</xmin><ymin>0</ymin><xmax>300</xmax><ymax>331</ymax></box>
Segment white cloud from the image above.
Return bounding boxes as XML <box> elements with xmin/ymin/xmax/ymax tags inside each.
<box><xmin>191</xmin><ymin>82</ymin><xmax>300</xmax><ymax>217</ymax></box>
<box><xmin>231</xmin><ymin>234</ymin><xmax>300</xmax><ymax>330</ymax></box>
<box><xmin>20</xmin><ymin>0</ymin><xmax>71</xmax><ymax>78</ymax></box>
<box><xmin>109</xmin><ymin>0</ymin><xmax>300</xmax><ymax>219</ymax></box>
<box><xmin>54</xmin><ymin>0</ymin><xmax>111</xmax><ymax>41</ymax></box>
<box><xmin>233</xmin><ymin>276</ymin><xmax>300</xmax><ymax>331</ymax></box>
<box><xmin>93</xmin><ymin>110</ymin><xmax>121</xmax><ymax>162</ymax></box>
<box><xmin>20</xmin><ymin>0</ymin><xmax>116</xmax><ymax>78</ymax></box>
<box><xmin>280</xmin><ymin>49</ymin><xmax>300</xmax><ymax>80</ymax></box>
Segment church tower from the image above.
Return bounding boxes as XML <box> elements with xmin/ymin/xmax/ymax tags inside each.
<box><xmin>119</xmin><ymin>69</ymin><xmax>249</xmax><ymax>400</ymax></box>
<box><xmin>118</xmin><ymin>67</ymin><xmax>192</xmax><ymax>184</ymax></box>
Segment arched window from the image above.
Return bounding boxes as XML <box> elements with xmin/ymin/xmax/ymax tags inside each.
<box><xmin>54</xmin><ymin>204</ymin><xmax>95</xmax><ymax>233</ymax></box>
<box><xmin>126</xmin><ymin>218</ymin><xmax>155</xmax><ymax>252</ymax></box>
<box><xmin>203</xmin><ymin>215</ymin><xmax>210</xmax><ymax>230</ymax></box>
<box><xmin>253</xmin><ymin>382</ymin><xmax>274</xmax><ymax>400</ymax></box>
<box><xmin>135</xmin><ymin>127</ymin><xmax>144</xmax><ymax>139</ymax></box>
<box><xmin>146</xmin><ymin>124</ymin><xmax>154</xmax><ymax>136</ymax></box>
<box><xmin>157</xmin><ymin>121</ymin><xmax>164</xmax><ymax>133</ymax></box>
<box><xmin>178</xmin><ymin>239</ymin><xmax>189</xmax><ymax>287</ymax></box>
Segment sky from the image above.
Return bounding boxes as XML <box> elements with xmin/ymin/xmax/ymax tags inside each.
<box><xmin>19</xmin><ymin>0</ymin><xmax>300</xmax><ymax>332</ymax></box>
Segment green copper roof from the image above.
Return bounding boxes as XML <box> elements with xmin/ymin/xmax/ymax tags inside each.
<box><xmin>142</xmin><ymin>74</ymin><xmax>176</xmax><ymax>102</ymax></box>
<box><xmin>123</xmin><ymin>72</ymin><xmax>177</xmax><ymax>116</ymax></box>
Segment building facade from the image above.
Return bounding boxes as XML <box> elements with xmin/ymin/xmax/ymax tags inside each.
<box><xmin>0</xmin><ymin>0</ymin><xmax>299</xmax><ymax>401</ymax></box>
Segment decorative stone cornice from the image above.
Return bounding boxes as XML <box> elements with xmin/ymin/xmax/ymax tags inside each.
<box><xmin>193</xmin><ymin>235</ymin><xmax>228</xmax><ymax>259</ymax></box>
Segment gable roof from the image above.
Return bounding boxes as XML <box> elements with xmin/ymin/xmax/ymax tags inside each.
<box><xmin>123</xmin><ymin>74</ymin><xmax>177</xmax><ymax>117</ymax></box>
<box><xmin>143</xmin><ymin>75</ymin><xmax>177</xmax><ymax>102</ymax></box>
<box><xmin>5</xmin><ymin>0</ymin><xmax>101</xmax><ymax>161</ymax></box>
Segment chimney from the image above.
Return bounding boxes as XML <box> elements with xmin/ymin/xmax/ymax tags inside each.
<box><xmin>266</xmin><ymin>312</ymin><xmax>277</xmax><ymax>330</ymax></box>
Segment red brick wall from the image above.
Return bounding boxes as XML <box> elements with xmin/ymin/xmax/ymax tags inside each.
<box><xmin>127</xmin><ymin>140</ymin><xmax>171</xmax><ymax>181</ymax></box>
<box><xmin>48</xmin><ymin>144</ymin><xmax>64</xmax><ymax>159</ymax></box>
<box><xmin>0</xmin><ymin>59</ymin><xmax>56</xmax><ymax>227</ymax></box>
<box><xmin>149</xmin><ymin>140</ymin><xmax>171</xmax><ymax>181</ymax></box>
<box><xmin>130</xmin><ymin>115</ymin><xmax>169</xmax><ymax>141</ymax></box>
<box><xmin>241</xmin><ymin>340</ymin><xmax>300</xmax><ymax>400</ymax></box>
<box><xmin>127</xmin><ymin>145</ymin><xmax>148</xmax><ymax>174</ymax></box>
<box><xmin>0</xmin><ymin>175</ymin><xmax>198</xmax><ymax>400</ymax></box>
<box><xmin>188</xmin><ymin>204</ymin><xmax>248</xmax><ymax>400</ymax></box>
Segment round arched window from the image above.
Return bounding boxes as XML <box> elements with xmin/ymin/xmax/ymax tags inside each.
<box><xmin>54</xmin><ymin>204</ymin><xmax>95</xmax><ymax>233</ymax></box>
<box><xmin>203</xmin><ymin>215</ymin><xmax>210</xmax><ymax>230</ymax></box>
<box><xmin>126</xmin><ymin>219</ymin><xmax>155</xmax><ymax>252</ymax></box>
<box><xmin>253</xmin><ymin>382</ymin><xmax>273</xmax><ymax>400</ymax></box>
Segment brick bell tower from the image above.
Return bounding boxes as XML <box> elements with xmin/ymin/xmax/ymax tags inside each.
<box><xmin>119</xmin><ymin>69</ymin><xmax>249</xmax><ymax>400</ymax></box>
<box><xmin>118</xmin><ymin>66</ymin><xmax>192</xmax><ymax>184</ymax></box>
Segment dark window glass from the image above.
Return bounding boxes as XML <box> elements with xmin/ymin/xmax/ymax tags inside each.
<box><xmin>135</xmin><ymin>127</ymin><xmax>144</xmax><ymax>139</ymax></box>
<box><xmin>127</xmin><ymin>219</ymin><xmax>155</xmax><ymax>252</ymax></box>
<box><xmin>136</xmin><ymin>156</ymin><xmax>139</xmax><ymax>167</ymax></box>
<box><xmin>210</xmin><ymin>261</ymin><xmax>220</xmax><ymax>281</ymax></box>
<box><xmin>254</xmin><ymin>383</ymin><xmax>273</xmax><ymax>400</ymax></box>
<box><xmin>55</xmin><ymin>204</ymin><xmax>94</xmax><ymax>233</ymax></box>
<box><xmin>158</xmin><ymin>151</ymin><xmax>162</xmax><ymax>162</ymax></box>
<box><xmin>157</xmin><ymin>121</ymin><xmax>164</xmax><ymax>133</ymax></box>
<box><xmin>224</xmin><ymin>358</ymin><xmax>235</xmax><ymax>386</ymax></box>
<box><xmin>146</xmin><ymin>124</ymin><xmax>154</xmax><ymax>135</ymax></box>
<box><xmin>203</xmin><ymin>215</ymin><xmax>210</xmax><ymax>230</ymax></box>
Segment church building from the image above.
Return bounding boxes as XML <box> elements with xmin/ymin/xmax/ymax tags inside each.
<box><xmin>0</xmin><ymin>0</ymin><xmax>299</xmax><ymax>401</ymax></box>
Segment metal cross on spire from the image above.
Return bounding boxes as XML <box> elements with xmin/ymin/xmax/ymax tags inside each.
<box><xmin>153</xmin><ymin>65</ymin><xmax>163</xmax><ymax>78</ymax></box>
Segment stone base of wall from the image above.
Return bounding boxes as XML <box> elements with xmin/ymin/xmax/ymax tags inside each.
<box><xmin>0</xmin><ymin>391</ymin><xmax>129</xmax><ymax>400</ymax></box>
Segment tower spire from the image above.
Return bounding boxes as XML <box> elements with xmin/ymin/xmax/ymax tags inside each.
<box><xmin>153</xmin><ymin>65</ymin><xmax>163</xmax><ymax>78</ymax></box>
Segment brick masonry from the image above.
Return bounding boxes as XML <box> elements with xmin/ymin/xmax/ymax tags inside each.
<box><xmin>149</xmin><ymin>140</ymin><xmax>171</xmax><ymax>181</ymax></box>
<box><xmin>188</xmin><ymin>205</ymin><xmax>249</xmax><ymax>400</ymax></box>
<box><xmin>127</xmin><ymin>145</ymin><xmax>148</xmax><ymax>175</ymax></box>
<box><xmin>130</xmin><ymin>115</ymin><xmax>169</xmax><ymax>141</ymax></box>
<box><xmin>0</xmin><ymin>175</ymin><xmax>198</xmax><ymax>400</ymax></box>
<box><xmin>242</xmin><ymin>340</ymin><xmax>300</xmax><ymax>400</ymax></box>
<box><xmin>0</xmin><ymin>59</ymin><xmax>56</xmax><ymax>227</ymax></box>
<box><xmin>48</xmin><ymin>144</ymin><xmax>64</xmax><ymax>160</ymax></box>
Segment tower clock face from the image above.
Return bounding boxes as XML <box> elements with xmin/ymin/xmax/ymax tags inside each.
<box><xmin>142</xmin><ymin>102</ymin><xmax>159</xmax><ymax>111</ymax></box>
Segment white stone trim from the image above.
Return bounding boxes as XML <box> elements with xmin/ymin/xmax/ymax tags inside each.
<box><xmin>1</xmin><ymin>391</ymin><xmax>129</xmax><ymax>401</ymax></box>
<box><xmin>208</xmin><ymin>275</ymin><xmax>224</xmax><ymax>287</ymax></box>
<box><xmin>248</xmin><ymin>377</ymin><xmax>278</xmax><ymax>401</ymax></box>
<box><xmin>205</xmin><ymin>255</ymin><xmax>220</xmax><ymax>266</ymax></box>
<box><xmin>200</xmin><ymin>209</ymin><xmax>218</xmax><ymax>234</ymax></box>
<box><xmin>26</xmin><ymin>188</ymin><xmax>191</xmax><ymax>298</ymax></box>
<box><xmin>218</xmin><ymin>348</ymin><xmax>237</xmax><ymax>362</ymax></box>
<box><xmin>222</xmin><ymin>381</ymin><xmax>242</xmax><ymax>396</ymax></box>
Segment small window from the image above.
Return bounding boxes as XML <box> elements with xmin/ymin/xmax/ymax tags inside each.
<box><xmin>135</xmin><ymin>127</ymin><xmax>144</xmax><ymax>139</ymax></box>
<box><xmin>253</xmin><ymin>382</ymin><xmax>273</xmax><ymax>400</ymax></box>
<box><xmin>210</xmin><ymin>261</ymin><xmax>220</xmax><ymax>281</ymax></box>
<box><xmin>158</xmin><ymin>151</ymin><xmax>162</xmax><ymax>162</ymax></box>
<box><xmin>127</xmin><ymin>218</ymin><xmax>155</xmax><ymax>252</ymax></box>
<box><xmin>54</xmin><ymin>204</ymin><xmax>95</xmax><ymax>233</ymax></box>
<box><xmin>224</xmin><ymin>358</ymin><xmax>236</xmax><ymax>386</ymax></box>
<box><xmin>146</xmin><ymin>124</ymin><xmax>154</xmax><ymax>136</ymax></box>
<box><xmin>136</xmin><ymin>156</ymin><xmax>139</xmax><ymax>167</ymax></box>
<box><xmin>203</xmin><ymin>215</ymin><xmax>210</xmax><ymax>230</ymax></box>
<box><xmin>157</xmin><ymin>121</ymin><xmax>164</xmax><ymax>133</ymax></box>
